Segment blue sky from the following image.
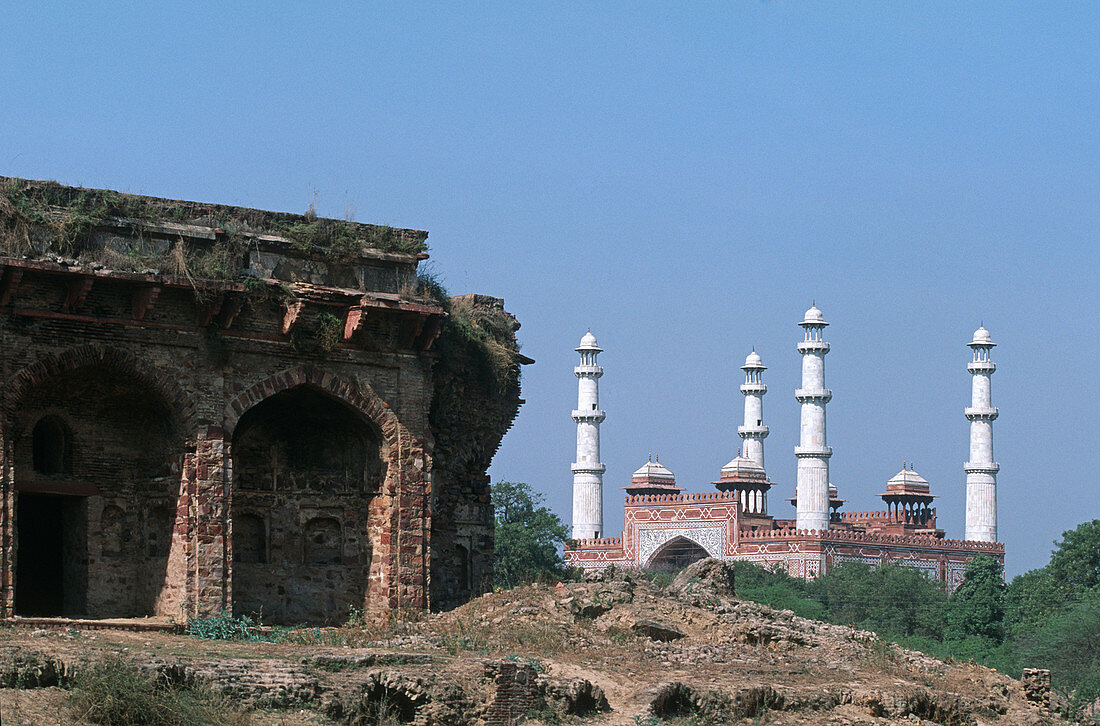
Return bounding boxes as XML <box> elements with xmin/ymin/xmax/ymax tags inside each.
<box><xmin>2</xmin><ymin>3</ymin><xmax>1096</xmax><ymax>576</ymax></box>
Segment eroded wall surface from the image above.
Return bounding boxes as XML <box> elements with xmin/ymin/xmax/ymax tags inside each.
<box><xmin>0</xmin><ymin>178</ymin><xmax>524</xmax><ymax>623</ymax></box>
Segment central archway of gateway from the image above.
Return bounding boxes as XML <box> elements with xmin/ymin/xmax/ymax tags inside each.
<box><xmin>644</xmin><ymin>536</ymin><xmax>711</xmax><ymax>572</ymax></box>
<box><xmin>231</xmin><ymin>385</ymin><xmax>387</xmax><ymax>624</ymax></box>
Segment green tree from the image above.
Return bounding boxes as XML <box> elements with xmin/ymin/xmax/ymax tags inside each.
<box><xmin>1003</xmin><ymin>567</ymin><xmax>1061</xmax><ymax>640</ymax></box>
<box><xmin>729</xmin><ymin>561</ymin><xmax>828</xmax><ymax>621</ymax></box>
<box><xmin>1048</xmin><ymin>519</ymin><xmax>1100</xmax><ymax>597</ymax></box>
<box><xmin>945</xmin><ymin>555</ymin><xmax>1005</xmax><ymax>642</ymax></box>
<box><xmin>814</xmin><ymin>562</ymin><xmax>947</xmax><ymax>637</ymax></box>
<box><xmin>491</xmin><ymin>481</ymin><xmax>571</xmax><ymax>589</ymax></box>
<box><xmin>1017</xmin><ymin>589</ymin><xmax>1100</xmax><ymax>711</ymax></box>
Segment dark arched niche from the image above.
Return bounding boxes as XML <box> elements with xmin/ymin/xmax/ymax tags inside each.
<box><xmin>645</xmin><ymin>537</ymin><xmax>710</xmax><ymax>572</ymax></box>
<box><xmin>231</xmin><ymin>385</ymin><xmax>383</xmax><ymax>624</ymax></box>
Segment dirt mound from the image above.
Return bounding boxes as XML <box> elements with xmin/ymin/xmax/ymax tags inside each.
<box><xmin>0</xmin><ymin>573</ymin><xmax>1065</xmax><ymax>725</ymax></box>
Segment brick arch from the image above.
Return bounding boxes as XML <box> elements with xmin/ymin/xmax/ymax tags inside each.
<box><xmin>3</xmin><ymin>344</ymin><xmax>198</xmax><ymax>436</ymax></box>
<box><xmin>223</xmin><ymin>365</ymin><xmax>398</xmax><ymax>440</ymax></box>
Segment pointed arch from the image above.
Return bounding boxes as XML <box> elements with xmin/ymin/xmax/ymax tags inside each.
<box><xmin>3</xmin><ymin>344</ymin><xmax>197</xmax><ymax>435</ymax></box>
<box><xmin>644</xmin><ymin>535</ymin><xmax>711</xmax><ymax>571</ymax></box>
<box><xmin>223</xmin><ymin>365</ymin><xmax>399</xmax><ymax>440</ymax></box>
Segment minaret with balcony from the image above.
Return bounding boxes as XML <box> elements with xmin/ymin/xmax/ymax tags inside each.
<box><xmin>738</xmin><ymin>350</ymin><xmax>769</xmax><ymax>469</ymax></box>
<box><xmin>795</xmin><ymin>304</ymin><xmax>832</xmax><ymax>531</ymax></box>
<box><xmin>965</xmin><ymin>325</ymin><xmax>999</xmax><ymax>542</ymax></box>
<box><xmin>571</xmin><ymin>331</ymin><xmax>606</xmax><ymax>539</ymax></box>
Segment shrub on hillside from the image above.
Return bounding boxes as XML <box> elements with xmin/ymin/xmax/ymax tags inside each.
<box><xmin>68</xmin><ymin>657</ymin><xmax>251</xmax><ymax>726</ymax></box>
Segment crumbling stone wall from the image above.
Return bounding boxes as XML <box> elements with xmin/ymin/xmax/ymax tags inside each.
<box><xmin>0</xmin><ymin>177</ymin><xmax>523</xmax><ymax>623</ymax></box>
<box><xmin>428</xmin><ymin>294</ymin><xmax>527</xmax><ymax>610</ymax></box>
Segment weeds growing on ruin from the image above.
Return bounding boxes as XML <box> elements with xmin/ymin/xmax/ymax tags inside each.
<box><xmin>0</xmin><ymin>177</ymin><xmax>425</xmax><ymax>283</ymax></box>
<box><xmin>341</xmin><ymin>689</ymin><xmax>407</xmax><ymax>726</ymax></box>
<box><xmin>67</xmin><ymin>656</ymin><xmax>251</xmax><ymax>726</ymax></box>
<box><xmin>314</xmin><ymin>311</ymin><xmax>344</xmax><ymax>351</ymax></box>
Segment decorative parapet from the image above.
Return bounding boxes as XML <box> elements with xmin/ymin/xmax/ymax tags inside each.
<box><xmin>840</xmin><ymin>507</ymin><xmax>938</xmax><ymax>521</ymax></box>
<box><xmin>625</xmin><ymin>491</ymin><xmax>740</xmax><ymax>506</ymax></box>
<box><xmin>737</xmin><ymin>527</ymin><xmax>1004</xmax><ymax>552</ymax></box>
<box><xmin>566</xmin><ymin>536</ymin><xmax>623</xmax><ymax>549</ymax></box>
<box><xmin>841</xmin><ymin>510</ymin><xmax>887</xmax><ymax>520</ymax></box>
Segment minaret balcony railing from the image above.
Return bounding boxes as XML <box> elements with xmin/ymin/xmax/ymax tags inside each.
<box><xmin>967</xmin><ymin>360</ymin><xmax>996</xmax><ymax>373</ymax></box>
<box><xmin>794</xmin><ymin>446</ymin><xmax>833</xmax><ymax>458</ymax></box>
<box><xmin>571</xmin><ymin>463</ymin><xmax>607</xmax><ymax>474</ymax></box>
<box><xmin>571</xmin><ymin>409</ymin><xmax>606</xmax><ymax>423</ymax></box>
<box><xmin>573</xmin><ymin>365</ymin><xmax>604</xmax><ymax>377</ymax></box>
<box><xmin>796</xmin><ymin>340</ymin><xmax>830</xmax><ymax>354</ymax></box>
<box><xmin>964</xmin><ymin>461</ymin><xmax>1000</xmax><ymax>474</ymax></box>
<box><xmin>739</xmin><ymin>382</ymin><xmax>767</xmax><ymax>394</ymax></box>
<box><xmin>737</xmin><ymin>425</ymin><xmax>770</xmax><ymax>437</ymax></box>
<box><xmin>794</xmin><ymin>388</ymin><xmax>832</xmax><ymax>403</ymax></box>
<box><xmin>964</xmin><ymin>406</ymin><xmax>999</xmax><ymax>421</ymax></box>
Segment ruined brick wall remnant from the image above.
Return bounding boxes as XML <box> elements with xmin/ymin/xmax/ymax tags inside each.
<box><xmin>429</xmin><ymin>294</ymin><xmax>528</xmax><ymax>610</ymax></box>
<box><xmin>1021</xmin><ymin>669</ymin><xmax>1051</xmax><ymax>711</ymax></box>
<box><xmin>483</xmin><ymin>660</ymin><xmax>540</xmax><ymax>726</ymax></box>
<box><xmin>0</xmin><ymin>177</ymin><xmax>524</xmax><ymax>623</ymax></box>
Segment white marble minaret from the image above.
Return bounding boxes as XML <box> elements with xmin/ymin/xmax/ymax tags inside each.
<box><xmin>795</xmin><ymin>305</ymin><xmax>832</xmax><ymax>532</ymax></box>
<box><xmin>738</xmin><ymin>350</ymin><xmax>769</xmax><ymax>469</ymax></box>
<box><xmin>571</xmin><ymin>331</ymin><xmax>606</xmax><ymax>540</ymax></box>
<box><xmin>964</xmin><ymin>325</ymin><xmax>999</xmax><ymax>542</ymax></box>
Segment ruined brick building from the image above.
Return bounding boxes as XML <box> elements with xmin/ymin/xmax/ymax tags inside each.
<box><xmin>0</xmin><ymin>177</ymin><xmax>527</xmax><ymax>623</ymax></box>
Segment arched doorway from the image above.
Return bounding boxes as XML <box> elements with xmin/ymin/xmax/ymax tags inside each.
<box><xmin>231</xmin><ymin>385</ymin><xmax>385</xmax><ymax>624</ymax></box>
<box><xmin>12</xmin><ymin>365</ymin><xmax>179</xmax><ymax>618</ymax></box>
<box><xmin>644</xmin><ymin>536</ymin><xmax>710</xmax><ymax>572</ymax></box>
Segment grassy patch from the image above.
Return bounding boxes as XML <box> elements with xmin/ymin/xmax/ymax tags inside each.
<box><xmin>67</xmin><ymin>656</ymin><xmax>251</xmax><ymax>726</ymax></box>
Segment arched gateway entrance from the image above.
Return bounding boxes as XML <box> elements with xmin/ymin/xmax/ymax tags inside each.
<box><xmin>644</xmin><ymin>536</ymin><xmax>711</xmax><ymax>572</ymax></box>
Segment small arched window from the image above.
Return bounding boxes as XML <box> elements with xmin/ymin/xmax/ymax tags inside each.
<box><xmin>32</xmin><ymin>416</ymin><xmax>71</xmax><ymax>475</ymax></box>
<box><xmin>304</xmin><ymin>517</ymin><xmax>342</xmax><ymax>565</ymax></box>
<box><xmin>235</xmin><ymin>513</ymin><xmax>267</xmax><ymax>564</ymax></box>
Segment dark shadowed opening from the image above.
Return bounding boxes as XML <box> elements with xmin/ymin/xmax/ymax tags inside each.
<box><xmin>15</xmin><ymin>494</ymin><xmax>87</xmax><ymax>616</ymax></box>
<box><xmin>32</xmin><ymin>417</ymin><xmax>71</xmax><ymax>475</ymax></box>
<box><xmin>234</xmin><ymin>513</ymin><xmax>266</xmax><ymax>564</ymax></box>
<box><xmin>232</xmin><ymin>385</ymin><xmax>384</xmax><ymax>624</ymax></box>
<box><xmin>233</xmin><ymin>386</ymin><xmax>384</xmax><ymax>494</ymax></box>
<box><xmin>645</xmin><ymin>537</ymin><xmax>710</xmax><ymax>572</ymax></box>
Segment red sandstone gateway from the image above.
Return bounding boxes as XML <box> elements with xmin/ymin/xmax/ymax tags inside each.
<box><xmin>565</xmin><ymin>314</ymin><xmax>1005</xmax><ymax>588</ymax></box>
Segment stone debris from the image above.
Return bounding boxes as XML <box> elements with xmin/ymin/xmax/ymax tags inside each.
<box><xmin>631</xmin><ymin>619</ymin><xmax>686</xmax><ymax>642</ymax></box>
<box><xmin>669</xmin><ymin>557</ymin><xmax>737</xmax><ymax>601</ymax></box>
<box><xmin>535</xmin><ymin>673</ymin><xmax>610</xmax><ymax>715</ymax></box>
<box><xmin>0</xmin><ymin>565</ymin><xmax>1070</xmax><ymax>725</ymax></box>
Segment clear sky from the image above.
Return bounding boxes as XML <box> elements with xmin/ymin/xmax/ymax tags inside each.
<box><xmin>2</xmin><ymin>3</ymin><xmax>1096</xmax><ymax>577</ymax></box>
